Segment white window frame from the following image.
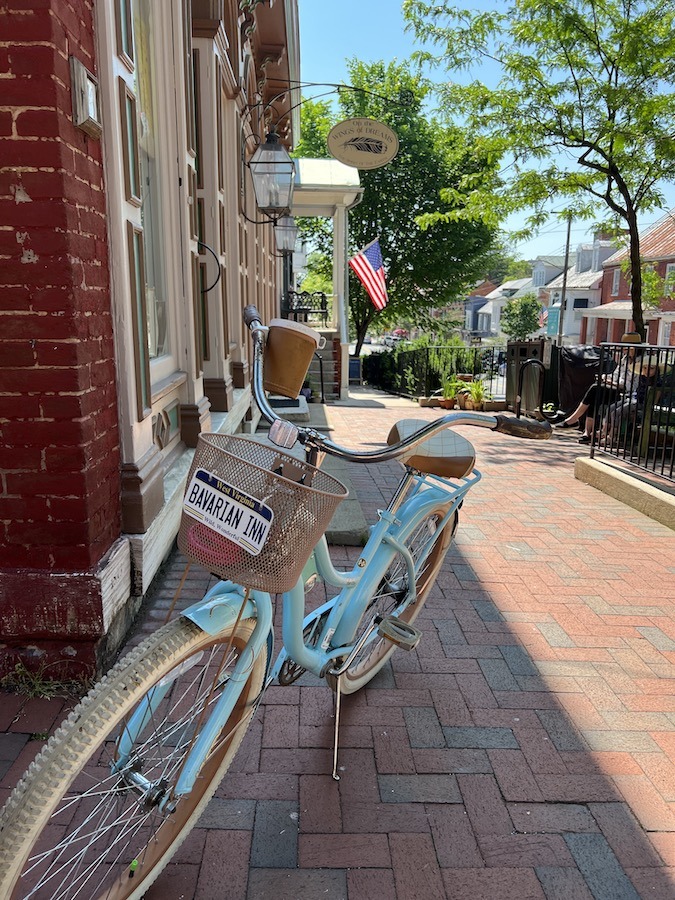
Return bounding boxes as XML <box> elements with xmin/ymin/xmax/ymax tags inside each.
<box><xmin>129</xmin><ymin>1</ymin><xmax>184</xmax><ymax>386</ymax></box>
<box><xmin>665</xmin><ymin>263</ymin><xmax>675</xmax><ymax>295</ymax></box>
<box><xmin>97</xmin><ymin>0</ymin><xmax>188</xmax><ymax>456</ymax></box>
<box><xmin>611</xmin><ymin>268</ymin><xmax>621</xmax><ymax>296</ymax></box>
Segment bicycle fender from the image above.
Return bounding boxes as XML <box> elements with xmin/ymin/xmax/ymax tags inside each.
<box><xmin>181</xmin><ymin>588</ymin><xmax>259</xmax><ymax>636</ymax></box>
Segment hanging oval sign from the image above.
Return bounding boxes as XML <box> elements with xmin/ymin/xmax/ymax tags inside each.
<box><xmin>327</xmin><ymin>117</ymin><xmax>399</xmax><ymax>170</ymax></box>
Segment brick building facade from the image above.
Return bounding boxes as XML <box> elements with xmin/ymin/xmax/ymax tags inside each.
<box><xmin>0</xmin><ymin>0</ymin><xmax>300</xmax><ymax>676</ymax></box>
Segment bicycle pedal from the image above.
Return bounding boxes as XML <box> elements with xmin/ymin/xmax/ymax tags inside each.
<box><xmin>377</xmin><ymin>616</ymin><xmax>422</xmax><ymax>651</ymax></box>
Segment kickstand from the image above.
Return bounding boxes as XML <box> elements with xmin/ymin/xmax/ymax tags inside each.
<box><xmin>331</xmin><ymin>673</ymin><xmax>342</xmax><ymax>781</ymax></box>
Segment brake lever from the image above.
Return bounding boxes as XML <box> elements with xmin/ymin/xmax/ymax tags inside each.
<box><xmin>269</xmin><ymin>418</ymin><xmax>299</xmax><ymax>449</ymax></box>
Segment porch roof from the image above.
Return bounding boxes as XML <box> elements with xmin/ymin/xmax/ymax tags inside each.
<box><xmin>291</xmin><ymin>158</ymin><xmax>363</xmax><ymax>217</ymax></box>
<box><xmin>583</xmin><ymin>300</ymin><xmax>658</xmax><ymax>320</ymax></box>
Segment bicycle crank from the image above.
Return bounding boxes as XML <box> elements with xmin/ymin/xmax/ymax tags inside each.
<box><xmin>376</xmin><ymin>615</ymin><xmax>422</xmax><ymax>651</ymax></box>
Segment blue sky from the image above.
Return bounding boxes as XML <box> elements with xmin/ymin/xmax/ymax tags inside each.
<box><xmin>297</xmin><ymin>0</ymin><xmax>674</xmax><ymax>262</ymax></box>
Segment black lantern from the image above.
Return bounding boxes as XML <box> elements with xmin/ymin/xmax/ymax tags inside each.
<box><xmin>248</xmin><ymin>132</ymin><xmax>295</xmax><ymax>219</ymax></box>
<box><xmin>273</xmin><ymin>215</ymin><xmax>298</xmax><ymax>254</ymax></box>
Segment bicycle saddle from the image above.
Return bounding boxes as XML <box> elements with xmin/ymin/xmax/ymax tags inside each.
<box><xmin>387</xmin><ymin>419</ymin><xmax>476</xmax><ymax>479</ymax></box>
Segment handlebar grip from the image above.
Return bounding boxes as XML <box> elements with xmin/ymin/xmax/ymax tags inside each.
<box><xmin>243</xmin><ymin>305</ymin><xmax>262</xmax><ymax>328</ymax></box>
<box><xmin>493</xmin><ymin>415</ymin><xmax>552</xmax><ymax>440</ymax></box>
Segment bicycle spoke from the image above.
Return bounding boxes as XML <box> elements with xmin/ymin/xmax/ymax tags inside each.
<box><xmin>4</xmin><ymin>620</ymin><xmax>267</xmax><ymax>900</ymax></box>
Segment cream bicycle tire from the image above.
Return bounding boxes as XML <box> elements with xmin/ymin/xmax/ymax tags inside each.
<box><xmin>0</xmin><ymin>616</ymin><xmax>267</xmax><ymax>900</ymax></box>
<box><xmin>329</xmin><ymin>507</ymin><xmax>458</xmax><ymax>695</ymax></box>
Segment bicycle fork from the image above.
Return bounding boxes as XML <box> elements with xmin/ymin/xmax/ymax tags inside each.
<box><xmin>114</xmin><ymin>585</ymin><xmax>274</xmax><ymax>808</ymax></box>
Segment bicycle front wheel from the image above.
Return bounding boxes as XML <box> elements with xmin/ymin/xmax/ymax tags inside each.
<box><xmin>330</xmin><ymin>506</ymin><xmax>458</xmax><ymax>694</ymax></box>
<box><xmin>0</xmin><ymin>616</ymin><xmax>267</xmax><ymax>900</ymax></box>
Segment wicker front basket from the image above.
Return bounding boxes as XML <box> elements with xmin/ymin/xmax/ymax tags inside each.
<box><xmin>178</xmin><ymin>434</ymin><xmax>348</xmax><ymax>593</ymax></box>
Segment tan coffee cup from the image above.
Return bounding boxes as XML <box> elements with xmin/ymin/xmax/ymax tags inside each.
<box><xmin>263</xmin><ymin>319</ymin><xmax>325</xmax><ymax>399</ymax></box>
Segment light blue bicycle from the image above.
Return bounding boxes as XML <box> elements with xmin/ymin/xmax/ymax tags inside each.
<box><xmin>0</xmin><ymin>307</ymin><xmax>550</xmax><ymax>899</ymax></box>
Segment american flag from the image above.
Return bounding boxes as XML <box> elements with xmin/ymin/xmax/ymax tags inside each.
<box><xmin>538</xmin><ymin>306</ymin><xmax>548</xmax><ymax>328</ymax></box>
<box><xmin>348</xmin><ymin>238</ymin><xmax>388</xmax><ymax>310</ymax></box>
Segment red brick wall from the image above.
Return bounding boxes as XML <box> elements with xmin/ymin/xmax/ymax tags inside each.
<box><xmin>0</xmin><ymin>2</ymin><xmax>120</xmax><ymax>671</ymax></box>
<box><xmin>595</xmin><ymin>319</ymin><xmax>608</xmax><ymax>344</ymax></box>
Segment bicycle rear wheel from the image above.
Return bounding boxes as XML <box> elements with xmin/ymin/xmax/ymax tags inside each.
<box><xmin>330</xmin><ymin>506</ymin><xmax>458</xmax><ymax>694</ymax></box>
<box><xmin>0</xmin><ymin>616</ymin><xmax>267</xmax><ymax>900</ymax></box>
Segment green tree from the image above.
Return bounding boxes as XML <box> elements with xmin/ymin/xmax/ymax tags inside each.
<box><xmin>499</xmin><ymin>293</ymin><xmax>541</xmax><ymax>340</ymax></box>
<box><xmin>290</xmin><ymin>100</ymin><xmax>333</xmax><ymax>269</ymax></box>
<box><xmin>403</xmin><ymin>0</ymin><xmax>675</xmax><ymax>339</ymax></box>
<box><xmin>622</xmin><ymin>260</ymin><xmax>675</xmax><ymax>310</ymax></box>
<box><xmin>478</xmin><ymin>240</ymin><xmax>531</xmax><ymax>284</ymax></box>
<box><xmin>296</xmin><ymin>60</ymin><xmax>499</xmax><ymax>354</ymax></box>
<box><xmin>298</xmin><ymin>250</ymin><xmax>332</xmax><ymax>295</ymax></box>
<box><xmin>292</xmin><ymin>99</ymin><xmax>333</xmax><ymax>158</ymax></box>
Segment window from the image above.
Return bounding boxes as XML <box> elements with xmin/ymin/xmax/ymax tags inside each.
<box><xmin>532</xmin><ymin>267</ymin><xmax>546</xmax><ymax>288</ymax></box>
<box><xmin>119</xmin><ymin>81</ymin><xmax>141</xmax><ymax>204</ymax></box>
<box><xmin>611</xmin><ymin>268</ymin><xmax>621</xmax><ymax>296</ymax></box>
<box><xmin>131</xmin><ymin>0</ymin><xmax>169</xmax><ymax>361</ymax></box>
<box><xmin>665</xmin><ymin>263</ymin><xmax>675</xmax><ymax>295</ymax></box>
<box><xmin>127</xmin><ymin>222</ymin><xmax>151</xmax><ymax>419</ymax></box>
<box><xmin>115</xmin><ymin>0</ymin><xmax>134</xmax><ymax>68</ymax></box>
<box><xmin>573</xmin><ymin>297</ymin><xmax>588</xmax><ymax>322</ymax></box>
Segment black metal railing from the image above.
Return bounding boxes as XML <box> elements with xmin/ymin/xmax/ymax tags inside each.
<box><xmin>281</xmin><ymin>290</ymin><xmax>329</xmax><ymax>328</ymax></box>
<box><xmin>591</xmin><ymin>343</ymin><xmax>675</xmax><ymax>482</ymax></box>
<box><xmin>362</xmin><ymin>345</ymin><xmax>507</xmax><ymax>399</ymax></box>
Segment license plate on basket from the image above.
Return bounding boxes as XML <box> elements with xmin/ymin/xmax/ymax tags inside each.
<box><xmin>183</xmin><ymin>468</ymin><xmax>274</xmax><ymax>556</ymax></box>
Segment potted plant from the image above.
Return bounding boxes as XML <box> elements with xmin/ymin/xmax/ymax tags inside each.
<box><xmin>456</xmin><ymin>385</ymin><xmax>471</xmax><ymax>409</ymax></box>
<box><xmin>439</xmin><ymin>379</ymin><xmax>460</xmax><ymax>409</ymax></box>
<box><xmin>464</xmin><ymin>379</ymin><xmax>488</xmax><ymax>410</ymax></box>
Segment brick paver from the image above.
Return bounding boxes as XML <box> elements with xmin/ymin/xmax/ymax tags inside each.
<box><xmin>2</xmin><ymin>389</ymin><xmax>675</xmax><ymax>898</ymax></box>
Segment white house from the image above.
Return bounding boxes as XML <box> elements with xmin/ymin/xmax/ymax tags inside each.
<box><xmin>542</xmin><ymin>236</ymin><xmax>616</xmax><ymax>342</ymax></box>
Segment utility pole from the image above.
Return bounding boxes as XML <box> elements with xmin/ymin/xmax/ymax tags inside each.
<box><xmin>556</xmin><ymin>215</ymin><xmax>572</xmax><ymax>346</ymax></box>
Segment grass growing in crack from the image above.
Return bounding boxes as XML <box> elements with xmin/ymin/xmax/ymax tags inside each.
<box><xmin>0</xmin><ymin>662</ymin><xmax>91</xmax><ymax>700</ymax></box>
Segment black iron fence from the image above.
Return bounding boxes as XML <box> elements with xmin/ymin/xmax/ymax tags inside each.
<box><xmin>361</xmin><ymin>344</ymin><xmax>507</xmax><ymax>398</ymax></box>
<box><xmin>591</xmin><ymin>343</ymin><xmax>675</xmax><ymax>482</ymax></box>
<box><xmin>281</xmin><ymin>290</ymin><xmax>330</xmax><ymax>328</ymax></box>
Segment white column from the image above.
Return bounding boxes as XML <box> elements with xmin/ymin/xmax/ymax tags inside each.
<box><xmin>333</xmin><ymin>203</ymin><xmax>350</xmax><ymax>397</ymax></box>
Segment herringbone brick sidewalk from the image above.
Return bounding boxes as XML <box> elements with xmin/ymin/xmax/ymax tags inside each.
<box><xmin>2</xmin><ymin>389</ymin><xmax>674</xmax><ymax>899</ymax></box>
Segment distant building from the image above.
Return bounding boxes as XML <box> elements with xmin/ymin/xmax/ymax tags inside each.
<box><xmin>466</xmin><ymin>278</ymin><xmax>537</xmax><ymax>338</ymax></box>
<box><xmin>462</xmin><ymin>279</ymin><xmax>499</xmax><ymax>337</ymax></box>
<box><xmin>580</xmin><ymin>213</ymin><xmax>675</xmax><ymax>345</ymax></box>
<box><xmin>542</xmin><ymin>236</ymin><xmax>614</xmax><ymax>342</ymax></box>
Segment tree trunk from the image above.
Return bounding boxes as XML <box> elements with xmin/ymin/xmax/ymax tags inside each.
<box><xmin>625</xmin><ymin>206</ymin><xmax>645</xmax><ymax>340</ymax></box>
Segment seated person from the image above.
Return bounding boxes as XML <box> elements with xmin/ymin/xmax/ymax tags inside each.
<box><xmin>599</xmin><ymin>342</ymin><xmax>669</xmax><ymax>442</ymax></box>
<box><xmin>557</xmin><ymin>333</ymin><xmax>640</xmax><ymax>444</ymax></box>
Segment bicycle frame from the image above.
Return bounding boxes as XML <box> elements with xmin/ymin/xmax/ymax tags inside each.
<box><xmin>135</xmin><ymin>465</ymin><xmax>479</xmax><ymax>799</ymax></box>
<box><xmin>273</xmin><ymin>467</ymin><xmax>480</xmax><ymax>677</ymax></box>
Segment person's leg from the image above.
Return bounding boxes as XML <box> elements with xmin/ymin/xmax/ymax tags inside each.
<box><xmin>578</xmin><ymin>414</ymin><xmax>596</xmax><ymax>443</ymax></box>
<box><xmin>560</xmin><ymin>398</ymin><xmax>590</xmax><ymax>426</ymax></box>
<box><xmin>600</xmin><ymin>397</ymin><xmax>635</xmax><ymax>441</ymax></box>
<box><xmin>559</xmin><ymin>383</ymin><xmax>598</xmax><ymax>427</ymax></box>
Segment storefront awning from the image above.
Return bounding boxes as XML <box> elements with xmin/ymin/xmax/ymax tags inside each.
<box><xmin>583</xmin><ymin>301</ymin><xmax>658</xmax><ymax>319</ymax></box>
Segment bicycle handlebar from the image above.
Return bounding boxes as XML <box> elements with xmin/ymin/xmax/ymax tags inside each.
<box><xmin>493</xmin><ymin>415</ymin><xmax>552</xmax><ymax>440</ymax></box>
<box><xmin>243</xmin><ymin>306</ymin><xmax>551</xmax><ymax>461</ymax></box>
